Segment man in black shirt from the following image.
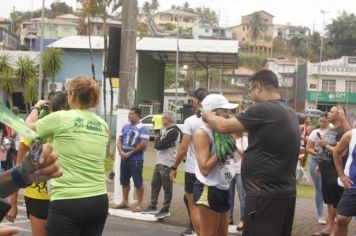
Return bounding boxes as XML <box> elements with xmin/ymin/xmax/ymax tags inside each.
<box><xmin>203</xmin><ymin>69</ymin><xmax>300</xmax><ymax>236</ymax></box>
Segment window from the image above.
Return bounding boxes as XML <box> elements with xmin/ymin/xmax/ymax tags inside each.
<box><xmin>322</xmin><ymin>80</ymin><xmax>336</xmax><ymax>92</ymax></box>
<box><xmin>205</xmin><ymin>29</ymin><xmax>209</xmax><ymax>33</ymax></box>
<box><xmin>346</xmin><ymin>81</ymin><xmax>356</xmax><ymax>92</ymax></box>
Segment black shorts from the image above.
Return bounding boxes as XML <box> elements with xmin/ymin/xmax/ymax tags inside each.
<box><xmin>243</xmin><ymin>195</ymin><xmax>296</xmax><ymax>236</ymax></box>
<box><xmin>184</xmin><ymin>172</ymin><xmax>197</xmax><ymax>193</ymax></box>
<box><xmin>193</xmin><ymin>180</ymin><xmax>230</xmax><ymax>213</ymax></box>
<box><xmin>321</xmin><ymin>175</ymin><xmax>344</xmax><ymax>207</ymax></box>
<box><xmin>337</xmin><ymin>188</ymin><xmax>356</xmax><ymax>217</ymax></box>
<box><xmin>24</xmin><ymin>197</ymin><xmax>50</xmax><ymax>220</ymax></box>
<box><xmin>46</xmin><ymin>194</ymin><xmax>108</xmax><ymax>236</ymax></box>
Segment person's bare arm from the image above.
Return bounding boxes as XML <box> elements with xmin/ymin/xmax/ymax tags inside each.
<box><xmin>306</xmin><ymin>139</ymin><xmax>317</xmax><ymax>156</ymax></box>
<box><xmin>194</xmin><ymin>129</ymin><xmax>218</xmax><ymax>176</ymax></box>
<box><xmin>170</xmin><ymin>134</ymin><xmax>190</xmax><ymax>181</ymax></box>
<box><xmin>6</xmin><ymin>143</ymin><xmax>30</xmax><ymax>222</ymax></box>
<box><xmin>126</xmin><ymin>140</ymin><xmax>148</xmax><ymax>158</ymax></box>
<box><xmin>333</xmin><ymin>130</ymin><xmax>352</xmax><ymax>189</ymax></box>
<box><xmin>25</xmin><ymin>100</ymin><xmax>48</xmax><ymax>131</ymax></box>
<box><xmin>202</xmin><ymin>111</ymin><xmax>245</xmax><ymax>134</ymax></box>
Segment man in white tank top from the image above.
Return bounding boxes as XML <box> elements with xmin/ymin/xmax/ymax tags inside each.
<box><xmin>333</xmin><ymin>128</ymin><xmax>356</xmax><ymax>236</ymax></box>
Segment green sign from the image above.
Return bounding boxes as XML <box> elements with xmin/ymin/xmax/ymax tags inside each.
<box><xmin>307</xmin><ymin>91</ymin><xmax>356</xmax><ymax>104</ymax></box>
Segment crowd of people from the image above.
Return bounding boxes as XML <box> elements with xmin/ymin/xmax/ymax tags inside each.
<box><xmin>1</xmin><ymin>70</ymin><xmax>356</xmax><ymax>236</ymax></box>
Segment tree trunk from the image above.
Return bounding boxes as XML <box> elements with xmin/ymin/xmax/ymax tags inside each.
<box><xmin>7</xmin><ymin>94</ymin><xmax>13</xmax><ymax>109</ymax></box>
<box><xmin>102</xmin><ymin>14</ymin><xmax>108</xmax><ymax>123</ymax></box>
<box><xmin>87</xmin><ymin>14</ymin><xmax>96</xmax><ymax>81</ymax></box>
<box><xmin>109</xmin><ymin>77</ymin><xmax>115</xmax><ymax>155</ymax></box>
<box><xmin>119</xmin><ymin>0</ymin><xmax>137</xmax><ymax>108</ymax></box>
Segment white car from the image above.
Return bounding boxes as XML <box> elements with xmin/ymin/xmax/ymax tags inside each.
<box><xmin>140</xmin><ymin>114</ymin><xmax>184</xmax><ymax>139</ymax></box>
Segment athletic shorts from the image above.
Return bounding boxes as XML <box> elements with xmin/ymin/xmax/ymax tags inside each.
<box><xmin>337</xmin><ymin>188</ymin><xmax>356</xmax><ymax>217</ymax></box>
<box><xmin>193</xmin><ymin>180</ymin><xmax>230</xmax><ymax>213</ymax></box>
<box><xmin>24</xmin><ymin>197</ymin><xmax>50</xmax><ymax>220</ymax></box>
<box><xmin>184</xmin><ymin>172</ymin><xmax>197</xmax><ymax>193</ymax></box>
<box><xmin>321</xmin><ymin>175</ymin><xmax>343</xmax><ymax>207</ymax></box>
<box><xmin>243</xmin><ymin>195</ymin><xmax>296</xmax><ymax>236</ymax></box>
<box><xmin>46</xmin><ymin>194</ymin><xmax>108</xmax><ymax>236</ymax></box>
<box><xmin>120</xmin><ymin>159</ymin><xmax>143</xmax><ymax>187</ymax></box>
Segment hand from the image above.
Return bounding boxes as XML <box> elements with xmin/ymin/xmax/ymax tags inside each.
<box><xmin>34</xmin><ymin>100</ymin><xmax>49</xmax><ymax>109</ymax></box>
<box><xmin>19</xmin><ymin>143</ymin><xmax>62</xmax><ymax>185</ymax></box>
<box><xmin>201</xmin><ymin>110</ymin><xmax>216</xmax><ymax>123</ymax></box>
<box><xmin>319</xmin><ymin>139</ymin><xmax>326</xmax><ymax>147</ymax></box>
<box><xmin>170</xmin><ymin>169</ymin><xmax>177</xmax><ymax>183</ymax></box>
<box><xmin>121</xmin><ymin>152</ymin><xmax>129</xmax><ymax>160</ymax></box>
<box><xmin>340</xmin><ymin>174</ymin><xmax>353</xmax><ymax>189</ymax></box>
<box><xmin>5</xmin><ymin>204</ymin><xmax>17</xmax><ymax>223</ymax></box>
<box><xmin>315</xmin><ymin>166</ymin><xmax>320</xmax><ymax>176</ymax></box>
<box><xmin>0</xmin><ymin>226</ymin><xmax>20</xmax><ymax>236</ymax></box>
<box><xmin>337</xmin><ymin>105</ymin><xmax>345</xmax><ymax>119</ymax></box>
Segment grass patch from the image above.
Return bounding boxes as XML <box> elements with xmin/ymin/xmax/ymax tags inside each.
<box><xmin>106</xmin><ymin>156</ymin><xmax>315</xmax><ymax>199</ymax></box>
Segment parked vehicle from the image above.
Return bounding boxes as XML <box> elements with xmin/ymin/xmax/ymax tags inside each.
<box><xmin>301</xmin><ymin>108</ymin><xmax>325</xmax><ymax>118</ymax></box>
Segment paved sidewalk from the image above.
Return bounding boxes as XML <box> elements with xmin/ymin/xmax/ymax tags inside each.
<box><xmin>108</xmin><ymin>141</ymin><xmax>356</xmax><ymax>236</ymax></box>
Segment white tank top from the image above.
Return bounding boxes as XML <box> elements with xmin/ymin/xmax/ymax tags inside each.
<box><xmin>194</xmin><ymin>125</ymin><xmax>235</xmax><ymax>190</ymax></box>
<box><xmin>338</xmin><ymin>128</ymin><xmax>356</xmax><ymax>189</ymax></box>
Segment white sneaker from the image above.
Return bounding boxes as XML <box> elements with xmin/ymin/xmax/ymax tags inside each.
<box><xmin>318</xmin><ymin>217</ymin><xmax>327</xmax><ymax>225</ymax></box>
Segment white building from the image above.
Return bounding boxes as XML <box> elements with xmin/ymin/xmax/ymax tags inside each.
<box><xmin>306</xmin><ymin>57</ymin><xmax>356</xmax><ymax>118</ymax></box>
<box><xmin>192</xmin><ymin>25</ymin><xmax>233</xmax><ymax>40</ymax></box>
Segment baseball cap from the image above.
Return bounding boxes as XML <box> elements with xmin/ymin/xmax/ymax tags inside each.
<box><xmin>201</xmin><ymin>94</ymin><xmax>238</xmax><ymax>111</ymax></box>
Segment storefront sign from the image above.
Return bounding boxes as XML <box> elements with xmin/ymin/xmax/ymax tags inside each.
<box><xmin>307</xmin><ymin>91</ymin><xmax>356</xmax><ymax>104</ymax></box>
<box><xmin>313</xmin><ymin>65</ymin><xmax>356</xmax><ymax>76</ymax></box>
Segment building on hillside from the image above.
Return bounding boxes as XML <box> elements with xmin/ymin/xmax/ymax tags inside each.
<box><xmin>273</xmin><ymin>24</ymin><xmax>310</xmax><ymax>40</ymax></box>
<box><xmin>222</xmin><ymin>66</ymin><xmax>256</xmax><ymax>87</ymax></box>
<box><xmin>19</xmin><ymin>17</ymin><xmax>78</xmax><ymax>50</ymax></box>
<box><xmin>230</xmin><ymin>10</ymin><xmax>274</xmax><ymax>56</ymax></box>
<box><xmin>265</xmin><ymin>58</ymin><xmax>296</xmax><ymax>87</ymax></box>
<box><xmin>79</xmin><ymin>17</ymin><xmax>121</xmax><ymax>36</ymax></box>
<box><xmin>0</xmin><ymin>17</ymin><xmax>11</xmax><ymax>31</ymax></box>
<box><xmin>153</xmin><ymin>8</ymin><xmax>199</xmax><ymax>33</ymax></box>
<box><xmin>0</xmin><ymin>28</ymin><xmax>20</xmax><ymax>50</ymax></box>
<box><xmin>306</xmin><ymin>57</ymin><xmax>356</xmax><ymax>121</ymax></box>
<box><xmin>56</xmin><ymin>14</ymin><xmax>80</xmax><ymax>25</ymax></box>
<box><xmin>192</xmin><ymin>25</ymin><xmax>233</xmax><ymax>40</ymax></box>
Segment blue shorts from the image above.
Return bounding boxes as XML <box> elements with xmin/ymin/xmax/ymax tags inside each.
<box><xmin>193</xmin><ymin>180</ymin><xmax>230</xmax><ymax>213</ymax></box>
<box><xmin>120</xmin><ymin>159</ymin><xmax>143</xmax><ymax>187</ymax></box>
<box><xmin>337</xmin><ymin>188</ymin><xmax>356</xmax><ymax>217</ymax></box>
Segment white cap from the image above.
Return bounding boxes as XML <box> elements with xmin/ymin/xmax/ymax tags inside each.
<box><xmin>201</xmin><ymin>94</ymin><xmax>238</xmax><ymax>111</ymax></box>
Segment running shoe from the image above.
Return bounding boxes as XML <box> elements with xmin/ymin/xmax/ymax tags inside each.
<box><xmin>181</xmin><ymin>228</ymin><xmax>195</xmax><ymax>236</ymax></box>
<box><xmin>141</xmin><ymin>206</ymin><xmax>158</xmax><ymax>214</ymax></box>
<box><xmin>154</xmin><ymin>208</ymin><xmax>171</xmax><ymax>218</ymax></box>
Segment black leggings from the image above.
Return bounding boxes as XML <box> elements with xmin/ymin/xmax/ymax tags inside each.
<box><xmin>46</xmin><ymin>194</ymin><xmax>108</xmax><ymax>236</ymax></box>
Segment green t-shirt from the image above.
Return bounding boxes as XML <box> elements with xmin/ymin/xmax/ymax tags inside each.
<box><xmin>36</xmin><ymin>109</ymin><xmax>109</xmax><ymax>201</ymax></box>
<box><xmin>152</xmin><ymin>114</ymin><xmax>163</xmax><ymax>130</ymax></box>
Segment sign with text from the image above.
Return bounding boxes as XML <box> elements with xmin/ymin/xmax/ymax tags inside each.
<box><xmin>307</xmin><ymin>91</ymin><xmax>356</xmax><ymax>104</ymax></box>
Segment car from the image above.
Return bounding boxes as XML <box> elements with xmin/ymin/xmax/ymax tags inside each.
<box><xmin>140</xmin><ymin>114</ymin><xmax>184</xmax><ymax>140</ymax></box>
<box><xmin>301</xmin><ymin>108</ymin><xmax>325</xmax><ymax>118</ymax></box>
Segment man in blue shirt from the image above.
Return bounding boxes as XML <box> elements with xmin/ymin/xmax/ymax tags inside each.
<box><xmin>116</xmin><ymin>107</ymin><xmax>149</xmax><ymax>212</ymax></box>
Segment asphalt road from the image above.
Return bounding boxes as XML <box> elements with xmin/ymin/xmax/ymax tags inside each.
<box><xmin>0</xmin><ymin>204</ymin><xmax>187</xmax><ymax>236</ymax></box>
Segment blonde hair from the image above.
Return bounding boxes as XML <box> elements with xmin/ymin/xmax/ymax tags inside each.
<box><xmin>68</xmin><ymin>76</ymin><xmax>99</xmax><ymax>109</ymax></box>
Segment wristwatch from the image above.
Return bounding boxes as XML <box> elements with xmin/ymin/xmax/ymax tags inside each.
<box><xmin>30</xmin><ymin>106</ymin><xmax>40</xmax><ymax>114</ymax></box>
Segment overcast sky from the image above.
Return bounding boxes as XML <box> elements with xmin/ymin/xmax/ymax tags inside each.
<box><xmin>1</xmin><ymin>0</ymin><xmax>355</xmax><ymax>32</ymax></box>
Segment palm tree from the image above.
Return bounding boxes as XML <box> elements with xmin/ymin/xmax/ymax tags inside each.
<box><xmin>23</xmin><ymin>78</ymin><xmax>38</xmax><ymax>112</ymax></box>
<box><xmin>0</xmin><ymin>54</ymin><xmax>12</xmax><ymax>72</ymax></box>
<box><xmin>247</xmin><ymin>12</ymin><xmax>266</xmax><ymax>54</ymax></box>
<box><xmin>15</xmin><ymin>56</ymin><xmax>37</xmax><ymax>85</ymax></box>
<box><xmin>0</xmin><ymin>70</ymin><xmax>17</xmax><ymax>109</ymax></box>
<box><xmin>79</xmin><ymin>0</ymin><xmax>97</xmax><ymax>80</ymax></box>
<box><xmin>43</xmin><ymin>47</ymin><xmax>63</xmax><ymax>83</ymax></box>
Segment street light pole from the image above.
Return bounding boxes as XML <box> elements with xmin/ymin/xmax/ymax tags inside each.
<box><xmin>315</xmin><ymin>10</ymin><xmax>330</xmax><ymax>109</ymax></box>
<box><xmin>174</xmin><ymin>16</ymin><xmax>180</xmax><ymax>113</ymax></box>
<box><xmin>38</xmin><ymin>0</ymin><xmax>45</xmax><ymax>100</ymax></box>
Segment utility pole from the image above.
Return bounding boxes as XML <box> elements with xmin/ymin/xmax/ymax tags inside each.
<box><xmin>315</xmin><ymin>10</ymin><xmax>330</xmax><ymax>109</ymax></box>
<box><xmin>174</xmin><ymin>16</ymin><xmax>180</xmax><ymax>113</ymax></box>
<box><xmin>119</xmin><ymin>0</ymin><xmax>137</xmax><ymax>108</ymax></box>
<box><xmin>38</xmin><ymin>0</ymin><xmax>45</xmax><ymax>100</ymax></box>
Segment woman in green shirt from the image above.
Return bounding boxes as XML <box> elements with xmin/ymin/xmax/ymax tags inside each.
<box><xmin>26</xmin><ymin>76</ymin><xmax>109</xmax><ymax>236</ymax></box>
